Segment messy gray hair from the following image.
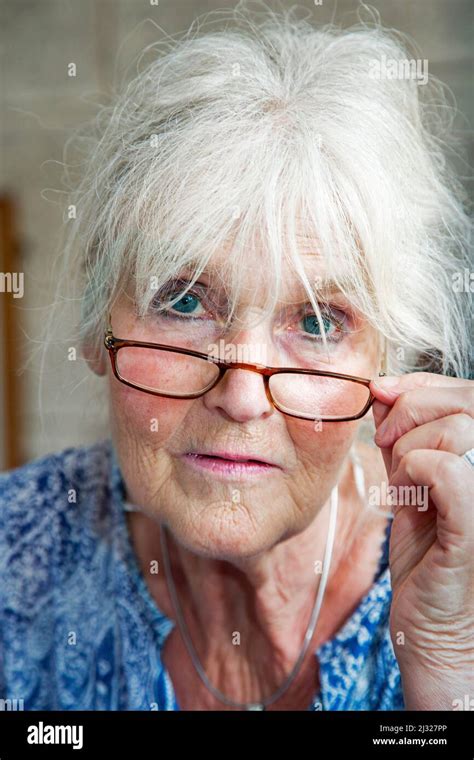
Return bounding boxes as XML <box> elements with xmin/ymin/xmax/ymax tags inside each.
<box><xmin>47</xmin><ymin>0</ymin><xmax>472</xmax><ymax>385</ymax></box>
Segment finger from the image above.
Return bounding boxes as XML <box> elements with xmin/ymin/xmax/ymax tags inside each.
<box><xmin>384</xmin><ymin>459</ymin><xmax>436</xmax><ymax>591</ymax></box>
<box><xmin>390</xmin><ymin>449</ymin><xmax>474</xmax><ymax>547</ymax></box>
<box><xmin>373</xmin><ymin>386</ymin><xmax>474</xmax><ymax>448</ymax></box>
<box><xmin>370</xmin><ymin>371</ymin><xmax>472</xmax><ymax>406</ymax></box>
<box><xmin>372</xmin><ymin>400</ymin><xmax>394</xmax><ymax>477</ymax></box>
<box><xmin>389</xmin><ymin>413</ymin><xmax>474</xmax><ymax>479</ymax></box>
<box><xmin>372</xmin><ymin>398</ymin><xmax>392</xmax><ymax>428</ymax></box>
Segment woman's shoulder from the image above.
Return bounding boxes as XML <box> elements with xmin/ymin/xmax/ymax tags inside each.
<box><xmin>0</xmin><ymin>438</ymin><xmax>115</xmax><ymax>590</ymax></box>
<box><xmin>0</xmin><ymin>438</ymin><xmax>113</xmax><ymax>524</ymax></box>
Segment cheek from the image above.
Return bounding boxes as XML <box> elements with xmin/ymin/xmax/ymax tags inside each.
<box><xmin>288</xmin><ymin>418</ymin><xmax>357</xmax><ymax>473</ymax></box>
<box><xmin>108</xmin><ymin>375</ymin><xmax>192</xmax><ymax>447</ymax></box>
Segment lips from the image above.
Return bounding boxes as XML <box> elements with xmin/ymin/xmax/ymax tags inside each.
<box><xmin>185</xmin><ymin>450</ymin><xmax>279</xmax><ymax>467</ymax></box>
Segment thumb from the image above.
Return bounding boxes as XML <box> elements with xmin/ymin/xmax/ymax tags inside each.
<box><xmin>372</xmin><ymin>399</ymin><xmax>393</xmax><ymax>478</ymax></box>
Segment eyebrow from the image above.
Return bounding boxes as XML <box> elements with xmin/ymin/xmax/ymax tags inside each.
<box><xmin>174</xmin><ymin>267</ymin><xmax>353</xmax><ymax>305</ymax></box>
<box><xmin>312</xmin><ymin>279</ymin><xmax>346</xmax><ymax>294</ymax></box>
<box><xmin>289</xmin><ymin>278</ymin><xmax>353</xmax><ymax>302</ymax></box>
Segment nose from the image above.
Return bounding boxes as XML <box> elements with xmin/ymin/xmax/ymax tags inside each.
<box><xmin>203</xmin><ymin>366</ymin><xmax>274</xmax><ymax>423</ymax></box>
<box><xmin>202</xmin><ymin>327</ymin><xmax>275</xmax><ymax>423</ymax></box>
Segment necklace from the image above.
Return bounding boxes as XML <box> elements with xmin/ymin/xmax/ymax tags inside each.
<box><xmin>159</xmin><ymin>485</ymin><xmax>339</xmax><ymax>710</ymax></box>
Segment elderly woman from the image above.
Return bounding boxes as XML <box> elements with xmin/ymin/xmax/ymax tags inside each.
<box><xmin>0</xmin><ymin>6</ymin><xmax>473</xmax><ymax>712</ymax></box>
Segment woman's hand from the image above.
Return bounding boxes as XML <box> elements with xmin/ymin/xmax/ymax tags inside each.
<box><xmin>369</xmin><ymin>372</ymin><xmax>474</xmax><ymax>710</ymax></box>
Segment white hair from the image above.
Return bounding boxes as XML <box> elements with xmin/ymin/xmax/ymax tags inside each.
<box><xmin>42</xmin><ymin>0</ymin><xmax>472</xmax><ymax>393</ymax></box>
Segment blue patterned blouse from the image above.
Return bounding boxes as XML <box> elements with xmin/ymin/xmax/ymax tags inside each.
<box><xmin>0</xmin><ymin>438</ymin><xmax>405</xmax><ymax>710</ymax></box>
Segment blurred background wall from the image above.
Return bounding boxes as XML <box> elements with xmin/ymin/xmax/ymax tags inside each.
<box><xmin>0</xmin><ymin>0</ymin><xmax>472</xmax><ymax>469</ymax></box>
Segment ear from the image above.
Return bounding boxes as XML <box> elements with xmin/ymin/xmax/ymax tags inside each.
<box><xmin>81</xmin><ymin>339</ymin><xmax>107</xmax><ymax>376</ymax></box>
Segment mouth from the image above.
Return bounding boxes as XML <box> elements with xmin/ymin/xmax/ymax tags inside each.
<box><xmin>180</xmin><ymin>450</ymin><xmax>281</xmax><ymax>479</ymax></box>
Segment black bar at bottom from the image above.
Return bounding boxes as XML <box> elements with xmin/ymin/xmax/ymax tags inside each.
<box><xmin>0</xmin><ymin>709</ymin><xmax>471</xmax><ymax>758</ymax></box>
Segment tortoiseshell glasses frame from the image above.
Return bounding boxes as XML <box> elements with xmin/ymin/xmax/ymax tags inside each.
<box><xmin>104</xmin><ymin>313</ymin><xmax>387</xmax><ymax>422</ymax></box>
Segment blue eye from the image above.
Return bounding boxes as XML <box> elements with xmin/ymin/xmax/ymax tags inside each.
<box><xmin>172</xmin><ymin>293</ymin><xmax>201</xmax><ymax>314</ymax></box>
<box><xmin>301</xmin><ymin>313</ymin><xmax>335</xmax><ymax>337</ymax></box>
<box><xmin>150</xmin><ymin>282</ymin><xmax>209</xmax><ymax>321</ymax></box>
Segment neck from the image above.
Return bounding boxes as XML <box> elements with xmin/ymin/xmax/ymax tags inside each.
<box><xmin>124</xmin><ymin>449</ymin><xmax>385</xmax><ymax>707</ymax></box>
<box><xmin>161</xmin><ymin>486</ymin><xmax>341</xmax><ymax>659</ymax></box>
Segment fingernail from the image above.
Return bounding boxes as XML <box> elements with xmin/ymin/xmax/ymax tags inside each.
<box><xmin>375</xmin><ymin>376</ymin><xmax>400</xmax><ymax>388</ymax></box>
<box><xmin>372</xmin><ymin>377</ymin><xmax>401</xmax><ymax>399</ymax></box>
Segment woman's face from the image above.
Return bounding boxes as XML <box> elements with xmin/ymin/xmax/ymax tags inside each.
<box><xmin>105</xmin><ymin>253</ymin><xmax>381</xmax><ymax>561</ymax></box>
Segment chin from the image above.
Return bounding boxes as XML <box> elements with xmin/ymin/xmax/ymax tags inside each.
<box><xmin>167</xmin><ymin>499</ymin><xmax>288</xmax><ymax>562</ymax></box>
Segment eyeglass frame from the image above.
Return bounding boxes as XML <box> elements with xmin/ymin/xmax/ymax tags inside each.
<box><xmin>103</xmin><ymin>313</ymin><xmax>387</xmax><ymax>422</ymax></box>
